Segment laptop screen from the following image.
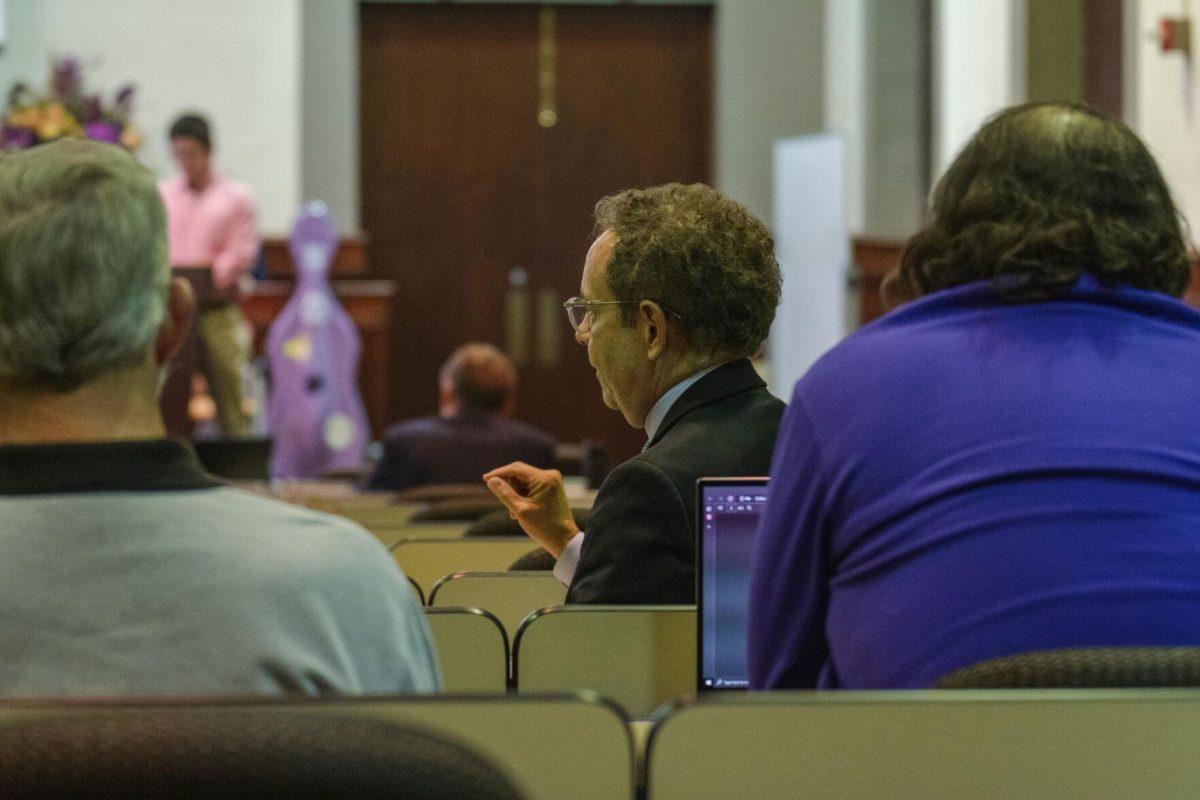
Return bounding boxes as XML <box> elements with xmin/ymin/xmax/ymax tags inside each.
<box><xmin>697</xmin><ymin>477</ymin><xmax>769</xmax><ymax>690</ymax></box>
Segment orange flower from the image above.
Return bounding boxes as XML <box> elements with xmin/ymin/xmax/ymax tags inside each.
<box><xmin>7</xmin><ymin>106</ymin><xmax>41</xmax><ymax>129</ymax></box>
<box><xmin>36</xmin><ymin>102</ymin><xmax>79</xmax><ymax>140</ymax></box>
<box><xmin>120</xmin><ymin>123</ymin><xmax>142</xmax><ymax>151</ymax></box>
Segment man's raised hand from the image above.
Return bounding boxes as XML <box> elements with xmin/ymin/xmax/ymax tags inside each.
<box><xmin>483</xmin><ymin>462</ymin><xmax>579</xmax><ymax>557</ymax></box>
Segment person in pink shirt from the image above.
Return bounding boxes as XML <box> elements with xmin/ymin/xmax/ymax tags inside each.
<box><xmin>158</xmin><ymin>113</ymin><xmax>259</xmax><ymax>436</ymax></box>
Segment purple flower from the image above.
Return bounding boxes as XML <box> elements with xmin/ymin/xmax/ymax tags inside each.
<box><xmin>84</xmin><ymin>121</ymin><xmax>120</xmax><ymax>144</ymax></box>
<box><xmin>82</xmin><ymin>94</ymin><xmax>101</xmax><ymax>123</ymax></box>
<box><xmin>52</xmin><ymin>57</ymin><xmax>82</xmax><ymax>100</ymax></box>
<box><xmin>7</xmin><ymin>82</ymin><xmax>29</xmax><ymax>110</ymax></box>
<box><xmin>1</xmin><ymin>126</ymin><xmax>35</xmax><ymax>150</ymax></box>
<box><xmin>115</xmin><ymin>84</ymin><xmax>135</xmax><ymax>116</ymax></box>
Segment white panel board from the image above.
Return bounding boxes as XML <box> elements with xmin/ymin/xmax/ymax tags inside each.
<box><xmin>769</xmin><ymin>134</ymin><xmax>849</xmax><ymax>399</ymax></box>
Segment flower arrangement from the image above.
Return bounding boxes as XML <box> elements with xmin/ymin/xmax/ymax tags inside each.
<box><xmin>2</xmin><ymin>57</ymin><xmax>141</xmax><ymax>151</ymax></box>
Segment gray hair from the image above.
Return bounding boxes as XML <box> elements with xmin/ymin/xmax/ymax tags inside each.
<box><xmin>594</xmin><ymin>183</ymin><xmax>782</xmax><ymax>360</ymax></box>
<box><xmin>0</xmin><ymin>139</ymin><xmax>169</xmax><ymax>392</ymax></box>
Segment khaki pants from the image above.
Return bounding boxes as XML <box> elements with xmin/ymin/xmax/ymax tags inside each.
<box><xmin>197</xmin><ymin>304</ymin><xmax>254</xmax><ymax>437</ymax></box>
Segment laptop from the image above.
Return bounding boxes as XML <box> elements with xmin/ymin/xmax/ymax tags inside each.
<box><xmin>696</xmin><ymin>476</ymin><xmax>769</xmax><ymax>691</ymax></box>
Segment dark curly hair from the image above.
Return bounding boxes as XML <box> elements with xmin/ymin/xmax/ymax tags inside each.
<box><xmin>594</xmin><ymin>183</ymin><xmax>781</xmax><ymax>358</ymax></box>
<box><xmin>898</xmin><ymin>103</ymin><xmax>1190</xmax><ymax>302</ymax></box>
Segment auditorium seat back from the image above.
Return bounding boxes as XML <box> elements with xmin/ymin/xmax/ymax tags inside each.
<box><xmin>353</xmin><ymin>516</ymin><xmax>470</xmax><ymax>549</ymax></box>
<box><xmin>645</xmin><ymin>690</ymin><xmax>1200</xmax><ymax>800</ymax></box>
<box><xmin>302</xmin><ymin>500</ymin><xmax>471</xmax><ymax>548</ymax></box>
<box><xmin>429</xmin><ymin>572</ymin><xmax>565</xmax><ymax>639</ymax></box>
<box><xmin>0</xmin><ymin>694</ymin><xmax>632</xmax><ymax>800</ymax></box>
<box><xmin>284</xmin><ymin>496</ymin><xmax>463</xmax><ymax>549</ymax></box>
<box><xmin>424</xmin><ymin>607</ymin><xmax>509</xmax><ymax>692</ymax></box>
<box><xmin>512</xmin><ymin>605</ymin><xmax>696</xmax><ymax>718</ymax></box>
<box><xmin>0</xmin><ymin>701</ymin><xmax>527</xmax><ymax>799</ymax></box>
<box><xmin>330</xmin><ymin>503</ymin><xmax>421</xmax><ymax>531</ymax></box>
<box><xmin>934</xmin><ymin>646</ymin><xmax>1200</xmax><ymax>688</ymax></box>
<box><xmin>394</xmin><ymin>483</ymin><xmax>497</xmax><ymax>504</ymax></box>
<box><xmin>391</xmin><ymin>538</ymin><xmax>538</xmax><ymax>597</ymax></box>
<box><xmin>406</xmin><ymin>575</ymin><xmax>425</xmax><ymax>605</ymax></box>
<box><xmin>385</xmin><ymin>520</ymin><xmax>474</xmax><ymax>545</ymax></box>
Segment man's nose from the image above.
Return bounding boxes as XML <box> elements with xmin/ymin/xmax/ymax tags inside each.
<box><xmin>575</xmin><ymin>326</ymin><xmax>589</xmax><ymax>345</ymax></box>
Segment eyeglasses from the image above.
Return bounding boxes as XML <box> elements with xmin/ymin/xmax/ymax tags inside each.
<box><xmin>562</xmin><ymin>297</ymin><xmax>639</xmax><ymax>333</ymax></box>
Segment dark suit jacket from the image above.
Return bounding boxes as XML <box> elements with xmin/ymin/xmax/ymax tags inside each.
<box><xmin>566</xmin><ymin>359</ymin><xmax>785</xmax><ymax>604</ymax></box>
<box><xmin>364</xmin><ymin>409</ymin><xmax>557</xmax><ymax>491</ymax></box>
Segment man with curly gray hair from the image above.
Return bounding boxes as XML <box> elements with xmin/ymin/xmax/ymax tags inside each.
<box><xmin>0</xmin><ymin>140</ymin><xmax>439</xmax><ymax>696</ymax></box>
<box><xmin>486</xmin><ymin>183</ymin><xmax>785</xmax><ymax>604</ymax></box>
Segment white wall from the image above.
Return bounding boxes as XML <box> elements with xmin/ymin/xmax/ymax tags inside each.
<box><xmin>1129</xmin><ymin>0</ymin><xmax>1200</xmax><ymax>235</ymax></box>
<box><xmin>0</xmin><ymin>0</ymin><xmax>302</xmax><ymax>235</ymax></box>
<box><xmin>714</xmin><ymin>0</ymin><xmax>825</xmax><ymax>222</ymax></box>
<box><xmin>825</xmin><ymin>0</ymin><xmax>926</xmax><ymax>239</ymax></box>
<box><xmin>300</xmin><ymin>0</ymin><xmax>359</xmax><ymax>234</ymax></box>
<box><xmin>864</xmin><ymin>0</ymin><xmax>926</xmax><ymax>238</ymax></box>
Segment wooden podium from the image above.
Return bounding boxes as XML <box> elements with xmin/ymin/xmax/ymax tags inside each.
<box><xmin>159</xmin><ymin>266</ymin><xmax>235</xmax><ymax>439</ymax></box>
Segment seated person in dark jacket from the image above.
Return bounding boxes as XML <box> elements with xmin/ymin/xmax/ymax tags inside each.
<box><xmin>485</xmin><ymin>183</ymin><xmax>785</xmax><ymax>604</ymax></box>
<box><xmin>364</xmin><ymin>343</ymin><xmax>556</xmax><ymax>491</ymax></box>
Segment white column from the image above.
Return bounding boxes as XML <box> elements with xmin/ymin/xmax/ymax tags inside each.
<box><xmin>823</xmin><ymin>0</ymin><xmax>867</xmax><ymax>236</ymax></box>
<box><xmin>932</xmin><ymin>0</ymin><xmax>1027</xmax><ymax>176</ymax></box>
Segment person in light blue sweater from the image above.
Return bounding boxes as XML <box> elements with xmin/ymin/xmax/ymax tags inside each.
<box><xmin>0</xmin><ymin>139</ymin><xmax>440</xmax><ymax>696</ymax></box>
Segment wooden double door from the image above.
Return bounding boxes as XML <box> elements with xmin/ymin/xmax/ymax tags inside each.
<box><xmin>360</xmin><ymin>2</ymin><xmax>713</xmax><ymax>462</ymax></box>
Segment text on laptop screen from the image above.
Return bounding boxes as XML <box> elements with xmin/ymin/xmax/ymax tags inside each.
<box><xmin>699</xmin><ymin>479</ymin><xmax>768</xmax><ymax>689</ymax></box>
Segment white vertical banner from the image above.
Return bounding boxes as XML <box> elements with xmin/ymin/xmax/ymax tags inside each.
<box><xmin>768</xmin><ymin>134</ymin><xmax>849</xmax><ymax>399</ymax></box>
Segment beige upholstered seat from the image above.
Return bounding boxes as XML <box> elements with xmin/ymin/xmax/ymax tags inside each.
<box><xmin>646</xmin><ymin>690</ymin><xmax>1200</xmax><ymax>800</ymax></box>
<box><xmin>935</xmin><ymin>646</ymin><xmax>1200</xmax><ymax>688</ymax></box>
<box><xmin>429</xmin><ymin>572</ymin><xmax>565</xmax><ymax>640</ymax></box>
<box><xmin>391</xmin><ymin>538</ymin><xmax>539</xmax><ymax>595</ymax></box>
<box><xmin>424</xmin><ymin>607</ymin><xmax>509</xmax><ymax>692</ymax></box>
<box><xmin>371</xmin><ymin>520</ymin><xmax>472</xmax><ymax>548</ymax></box>
<box><xmin>0</xmin><ymin>694</ymin><xmax>631</xmax><ymax>800</ymax></box>
<box><xmin>512</xmin><ymin>605</ymin><xmax>696</xmax><ymax>719</ymax></box>
<box><xmin>0</xmin><ymin>702</ymin><xmax>528</xmax><ymax>799</ymax></box>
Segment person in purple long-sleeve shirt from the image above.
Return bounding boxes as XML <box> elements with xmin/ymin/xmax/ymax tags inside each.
<box><xmin>749</xmin><ymin>102</ymin><xmax>1200</xmax><ymax>689</ymax></box>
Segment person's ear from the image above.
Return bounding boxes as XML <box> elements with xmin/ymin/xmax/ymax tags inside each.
<box><xmin>155</xmin><ymin>277</ymin><xmax>195</xmax><ymax>367</ymax></box>
<box><xmin>438</xmin><ymin>380</ymin><xmax>459</xmax><ymax>415</ymax></box>
<box><xmin>638</xmin><ymin>300</ymin><xmax>670</xmax><ymax>361</ymax></box>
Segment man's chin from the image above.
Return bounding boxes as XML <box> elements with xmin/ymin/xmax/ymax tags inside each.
<box><xmin>599</xmin><ymin>392</ymin><xmax>641</xmax><ymax>428</ymax></box>
<box><xmin>598</xmin><ymin>384</ymin><xmax>618</xmax><ymax>411</ymax></box>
